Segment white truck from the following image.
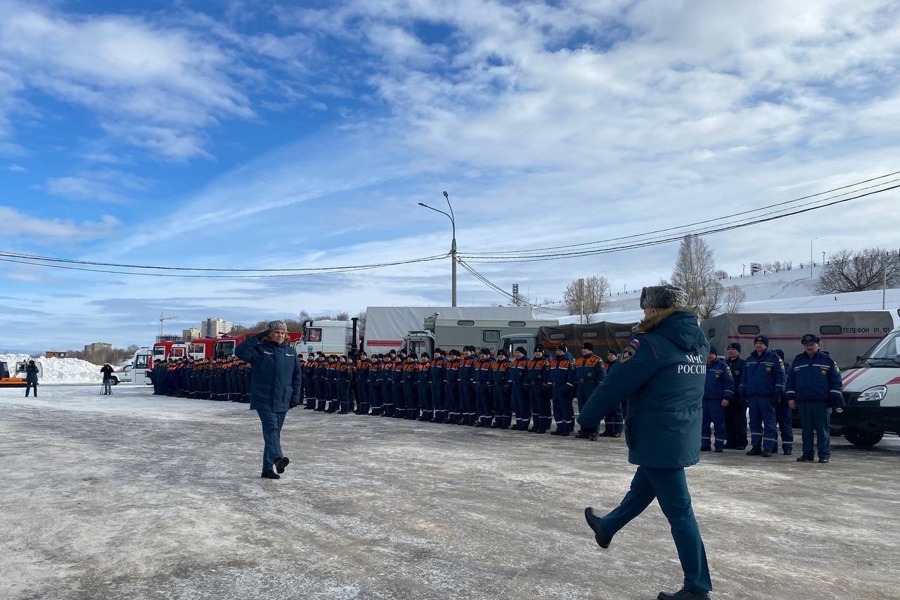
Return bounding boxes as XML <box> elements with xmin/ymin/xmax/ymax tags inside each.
<box><xmin>403</xmin><ymin>316</ymin><xmax>559</xmax><ymax>356</ymax></box>
<box><xmin>114</xmin><ymin>348</ymin><xmax>153</xmax><ymax>385</ymax></box>
<box><xmin>294</xmin><ymin>319</ymin><xmax>359</xmax><ymax>356</ymax></box>
<box><xmin>833</xmin><ymin>322</ymin><xmax>900</xmax><ymax>447</ymax></box>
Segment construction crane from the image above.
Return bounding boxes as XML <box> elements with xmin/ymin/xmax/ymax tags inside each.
<box><xmin>159</xmin><ymin>311</ymin><xmax>178</xmax><ymax>339</ymax></box>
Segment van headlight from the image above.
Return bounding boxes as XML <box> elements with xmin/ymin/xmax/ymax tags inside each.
<box><xmin>858</xmin><ymin>386</ymin><xmax>887</xmax><ymax>402</ymax></box>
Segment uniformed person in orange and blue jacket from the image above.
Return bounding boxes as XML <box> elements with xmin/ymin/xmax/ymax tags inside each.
<box><xmin>526</xmin><ymin>345</ymin><xmax>552</xmax><ymax>433</ymax></box>
<box><xmin>490</xmin><ymin>348</ymin><xmax>512</xmax><ymax>428</ymax></box>
<box><xmin>509</xmin><ymin>346</ymin><xmax>530</xmax><ymax>431</ymax></box>
<box><xmin>574</xmin><ymin>342</ymin><xmax>606</xmax><ymax>440</ymax></box>
<box><xmin>549</xmin><ymin>344</ymin><xmax>576</xmax><ymax>435</ymax></box>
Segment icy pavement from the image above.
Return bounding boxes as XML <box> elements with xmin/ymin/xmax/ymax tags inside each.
<box><xmin>1</xmin><ymin>385</ymin><xmax>898</xmax><ymax>600</ymax></box>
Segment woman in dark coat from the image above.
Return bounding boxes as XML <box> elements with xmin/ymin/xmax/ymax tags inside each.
<box><xmin>235</xmin><ymin>320</ymin><xmax>302</xmax><ymax>479</ymax></box>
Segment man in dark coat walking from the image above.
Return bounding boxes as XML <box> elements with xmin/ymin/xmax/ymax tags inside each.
<box><xmin>578</xmin><ymin>285</ymin><xmax>713</xmax><ymax>600</ymax></box>
<box><xmin>235</xmin><ymin>320</ymin><xmax>302</xmax><ymax>479</ymax></box>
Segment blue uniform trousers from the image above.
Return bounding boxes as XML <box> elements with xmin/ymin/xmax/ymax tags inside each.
<box><xmin>446</xmin><ymin>384</ymin><xmax>460</xmax><ymax>423</ymax></box>
<box><xmin>773</xmin><ymin>403</ymin><xmax>794</xmax><ymax>452</ymax></box>
<box><xmin>431</xmin><ymin>384</ymin><xmax>445</xmax><ymax>422</ymax></box>
<box><xmin>748</xmin><ymin>395</ymin><xmax>777</xmax><ymax>451</ymax></box>
<box><xmin>603</xmin><ymin>403</ymin><xmax>624</xmax><ymax>436</ymax></box>
<box><xmin>476</xmin><ymin>385</ymin><xmax>493</xmax><ymax>425</ymax></box>
<box><xmin>529</xmin><ymin>384</ymin><xmax>552</xmax><ymax>431</ymax></box>
<box><xmin>596</xmin><ymin>466</ymin><xmax>712</xmax><ymax>594</ymax></box>
<box><xmin>701</xmin><ymin>398</ymin><xmax>727</xmax><ymax>450</ymax></box>
<box><xmin>460</xmin><ymin>383</ymin><xmax>476</xmax><ymax>425</ymax></box>
<box><xmin>256</xmin><ymin>406</ymin><xmax>286</xmax><ymax>473</ymax></box>
<box><xmin>552</xmin><ymin>389</ymin><xmax>574</xmax><ymax>433</ymax></box>
<box><xmin>381</xmin><ymin>383</ymin><xmax>395</xmax><ymax>416</ymax></box>
<box><xmin>799</xmin><ymin>403</ymin><xmax>830</xmax><ymax>460</ymax></box>
<box><xmin>512</xmin><ymin>386</ymin><xmax>530</xmax><ymax>430</ymax></box>
<box><xmin>492</xmin><ymin>386</ymin><xmax>511</xmax><ymax>428</ymax></box>
<box><xmin>368</xmin><ymin>382</ymin><xmax>381</xmax><ymax>415</ymax></box>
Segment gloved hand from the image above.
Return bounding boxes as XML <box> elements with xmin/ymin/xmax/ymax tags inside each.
<box><xmin>256</xmin><ymin>329</ymin><xmax>272</xmax><ymax>341</ymax></box>
<box><xmin>771</xmin><ymin>393</ymin><xmax>783</xmax><ymax>407</ymax></box>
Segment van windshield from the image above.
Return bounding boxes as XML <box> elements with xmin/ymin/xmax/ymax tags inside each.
<box><xmin>864</xmin><ymin>330</ymin><xmax>900</xmax><ymax>367</ymax></box>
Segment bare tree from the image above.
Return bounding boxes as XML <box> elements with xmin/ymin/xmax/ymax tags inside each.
<box><xmin>671</xmin><ymin>234</ymin><xmax>718</xmax><ymax>309</ymax></box>
<box><xmin>816</xmin><ymin>248</ymin><xmax>900</xmax><ymax>293</ymax></box>
<box><xmin>722</xmin><ymin>285</ymin><xmax>746</xmax><ymax>313</ymax></box>
<box><xmin>697</xmin><ymin>282</ymin><xmax>724</xmax><ymax>319</ymax></box>
<box><xmin>563</xmin><ymin>275</ymin><xmax>611</xmax><ymax>317</ymax></box>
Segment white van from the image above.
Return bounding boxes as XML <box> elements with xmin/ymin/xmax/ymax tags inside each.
<box><xmin>833</xmin><ymin>326</ymin><xmax>900</xmax><ymax>447</ymax></box>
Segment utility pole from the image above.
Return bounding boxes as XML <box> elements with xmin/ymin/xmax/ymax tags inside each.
<box><xmin>418</xmin><ymin>191</ymin><xmax>458</xmax><ymax>307</ymax></box>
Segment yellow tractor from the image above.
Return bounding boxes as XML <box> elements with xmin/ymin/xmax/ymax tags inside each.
<box><xmin>0</xmin><ymin>360</ymin><xmax>42</xmax><ymax>388</ymax></box>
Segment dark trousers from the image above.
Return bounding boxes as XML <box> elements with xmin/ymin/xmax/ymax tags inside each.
<box><xmin>256</xmin><ymin>406</ymin><xmax>286</xmax><ymax>473</ymax></box>
<box><xmin>25</xmin><ymin>382</ymin><xmax>38</xmax><ymax>397</ymax></box>
<box><xmin>748</xmin><ymin>396</ymin><xmax>777</xmax><ymax>451</ymax></box>
<box><xmin>774</xmin><ymin>403</ymin><xmax>794</xmax><ymax>452</ymax></box>
<box><xmin>476</xmin><ymin>385</ymin><xmax>493</xmax><ymax>425</ymax></box>
<box><xmin>597</xmin><ymin>466</ymin><xmax>712</xmax><ymax>593</ymax></box>
<box><xmin>724</xmin><ymin>396</ymin><xmax>748</xmax><ymax>448</ymax></box>
<box><xmin>799</xmin><ymin>403</ymin><xmax>830</xmax><ymax>460</ymax></box>
<box><xmin>492</xmin><ymin>386</ymin><xmax>511</xmax><ymax>428</ymax></box>
<box><xmin>552</xmin><ymin>389</ymin><xmax>574</xmax><ymax>433</ymax></box>
<box><xmin>701</xmin><ymin>399</ymin><xmax>727</xmax><ymax>449</ymax></box>
<box><xmin>603</xmin><ymin>403</ymin><xmax>624</xmax><ymax>435</ymax></box>
<box><xmin>446</xmin><ymin>384</ymin><xmax>460</xmax><ymax>423</ymax></box>
<box><xmin>512</xmin><ymin>386</ymin><xmax>530</xmax><ymax>430</ymax></box>
<box><xmin>460</xmin><ymin>383</ymin><xmax>476</xmax><ymax>424</ymax></box>
<box><xmin>529</xmin><ymin>384</ymin><xmax>552</xmax><ymax>431</ymax></box>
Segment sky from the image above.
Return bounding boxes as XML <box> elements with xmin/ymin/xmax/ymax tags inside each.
<box><xmin>2</xmin><ymin>0</ymin><xmax>900</xmax><ymax>352</ymax></box>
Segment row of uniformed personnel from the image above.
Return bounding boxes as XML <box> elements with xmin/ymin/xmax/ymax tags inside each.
<box><xmin>296</xmin><ymin>343</ymin><xmax>625</xmax><ymax>437</ymax></box>
<box><xmin>150</xmin><ymin>356</ymin><xmax>251</xmax><ymax>401</ymax></box>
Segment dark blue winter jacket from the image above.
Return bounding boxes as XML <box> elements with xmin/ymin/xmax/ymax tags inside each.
<box><xmin>704</xmin><ymin>357</ymin><xmax>734</xmax><ymax>401</ymax></box>
<box><xmin>739</xmin><ymin>349</ymin><xmax>786</xmax><ymax>398</ymax></box>
<box><xmin>785</xmin><ymin>350</ymin><xmax>843</xmax><ymax>404</ymax></box>
<box><xmin>578</xmin><ymin>310</ymin><xmax>709</xmax><ymax>469</ymax></box>
<box><xmin>235</xmin><ymin>336</ymin><xmax>302</xmax><ymax>412</ymax></box>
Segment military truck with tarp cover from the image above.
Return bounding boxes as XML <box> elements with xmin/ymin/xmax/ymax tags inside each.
<box><xmin>497</xmin><ymin>321</ymin><xmax>639</xmax><ymax>358</ymax></box>
<box><xmin>403</xmin><ymin>317</ymin><xmax>559</xmax><ymax>357</ymax></box>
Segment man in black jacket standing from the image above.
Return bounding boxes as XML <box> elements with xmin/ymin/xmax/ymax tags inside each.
<box><xmin>723</xmin><ymin>342</ymin><xmax>747</xmax><ymax>449</ymax></box>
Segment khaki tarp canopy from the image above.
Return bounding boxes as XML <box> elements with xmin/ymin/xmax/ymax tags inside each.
<box><xmin>536</xmin><ymin>322</ymin><xmax>638</xmax><ymax>355</ymax></box>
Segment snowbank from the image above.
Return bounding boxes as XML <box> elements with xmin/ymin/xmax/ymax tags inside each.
<box><xmin>0</xmin><ymin>354</ymin><xmax>103</xmax><ymax>384</ymax></box>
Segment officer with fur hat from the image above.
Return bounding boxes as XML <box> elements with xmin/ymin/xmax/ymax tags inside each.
<box><xmin>509</xmin><ymin>346</ymin><xmax>531</xmax><ymax>430</ymax></box>
<box><xmin>786</xmin><ymin>334</ymin><xmax>843</xmax><ymax>463</ymax></box>
<box><xmin>235</xmin><ymin>320</ymin><xmax>301</xmax><ymax>480</ymax></box>
<box><xmin>739</xmin><ymin>335</ymin><xmax>786</xmax><ymax>457</ymax></box>
<box><xmin>527</xmin><ymin>345</ymin><xmax>552</xmax><ymax>432</ymax></box>
<box><xmin>579</xmin><ymin>285</ymin><xmax>713</xmax><ymax>600</ymax></box>
<box><xmin>549</xmin><ymin>344</ymin><xmax>576</xmax><ymax>435</ymax></box>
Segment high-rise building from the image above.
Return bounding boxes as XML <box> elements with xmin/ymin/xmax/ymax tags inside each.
<box><xmin>202</xmin><ymin>317</ymin><xmax>233</xmax><ymax>338</ymax></box>
<box><xmin>84</xmin><ymin>342</ymin><xmax>112</xmax><ymax>354</ymax></box>
<box><xmin>182</xmin><ymin>328</ymin><xmax>201</xmax><ymax>341</ymax></box>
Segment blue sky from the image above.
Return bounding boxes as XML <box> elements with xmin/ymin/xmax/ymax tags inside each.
<box><xmin>2</xmin><ymin>0</ymin><xmax>900</xmax><ymax>352</ymax></box>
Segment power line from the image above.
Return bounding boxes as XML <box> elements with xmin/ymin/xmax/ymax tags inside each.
<box><xmin>0</xmin><ymin>253</ymin><xmax>450</xmax><ymax>278</ymax></box>
<box><xmin>460</xmin><ymin>182</ymin><xmax>900</xmax><ymax>263</ymax></box>
<box><xmin>464</xmin><ymin>170</ymin><xmax>900</xmax><ymax>258</ymax></box>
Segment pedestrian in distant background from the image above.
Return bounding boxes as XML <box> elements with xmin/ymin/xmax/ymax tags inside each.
<box><xmin>235</xmin><ymin>320</ymin><xmax>302</xmax><ymax>480</ymax></box>
<box><xmin>24</xmin><ymin>360</ymin><xmax>39</xmax><ymax>397</ymax></box>
<box><xmin>100</xmin><ymin>363</ymin><xmax>114</xmax><ymax>395</ymax></box>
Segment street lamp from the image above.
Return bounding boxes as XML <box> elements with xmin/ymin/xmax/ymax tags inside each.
<box><xmin>418</xmin><ymin>191</ymin><xmax>458</xmax><ymax>306</ymax></box>
<box><xmin>810</xmin><ymin>237</ymin><xmax>818</xmax><ymax>278</ymax></box>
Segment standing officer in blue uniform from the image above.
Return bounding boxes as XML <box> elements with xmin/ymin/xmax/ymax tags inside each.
<box><xmin>459</xmin><ymin>346</ymin><xmax>477</xmax><ymax>425</ymax></box>
<box><xmin>417</xmin><ymin>352</ymin><xmax>433</xmax><ymax>421</ymax></box>
<box><xmin>772</xmin><ymin>349</ymin><xmax>793</xmax><ymax>455</ymax></box>
<box><xmin>430</xmin><ymin>349</ymin><xmax>447</xmax><ymax>423</ymax></box>
<box><xmin>445</xmin><ymin>349</ymin><xmax>461</xmax><ymax>424</ymax></box>
<box><xmin>786</xmin><ymin>334</ymin><xmax>843</xmax><ymax>463</ymax></box>
<box><xmin>579</xmin><ymin>285</ymin><xmax>713</xmax><ymax>600</ymax></box>
<box><xmin>527</xmin><ymin>345</ymin><xmax>552</xmax><ymax>433</ymax></box>
<box><xmin>549</xmin><ymin>344</ymin><xmax>576</xmax><ymax>435</ymax></box>
<box><xmin>574</xmin><ymin>342</ymin><xmax>606</xmax><ymax>441</ymax></box>
<box><xmin>723</xmin><ymin>343</ymin><xmax>747</xmax><ymax>449</ymax></box>
<box><xmin>509</xmin><ymin>346</ymin><xmax>530</xmax><ymax>431</ymax></box>
<box><xmin>490</xmin><ymin>348</ymin><xmax>512</xmax><ymax>428</ymax></box>
<box><xmin>235</xmin><ymin>320</ymin><xmax>302</xmax><ymax>480</ymax></box>
<box><xmin>701</xmin><ymin>346</ymin><xmax>733</xmax><ymax>452</ymax></box>
<box><xmin>740</xmin><ymin>335</ymin><xmax>785</xmax><ymax>457</ymax></box>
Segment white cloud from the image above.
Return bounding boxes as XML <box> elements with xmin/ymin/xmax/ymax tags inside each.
<box><xmin>0</xmin><ymin>1</ymin><xmax>255</xmax><ymax>159</ymax></box>
<box><xmin>0</xmin><ymin>206</ymin><xmax>119</xmax><ymax>242</ymax></box>
<box><xmin>43</xmin><ymin>170</ymin><xmax>149</xmax><ymax>204</ymax></box>
<box><xmin>6</xmin><ymin>163</ymin><xmax>24</xmax><ymax>172</ymax></box>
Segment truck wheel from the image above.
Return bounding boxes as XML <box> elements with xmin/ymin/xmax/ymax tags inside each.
<box><xmin>111</xmin><ymin>377</ymin><xmax>119</xmax><ymax>386</ymax></box>
<box><xmin>843</xmin><ymin>428</ymin><xmax>884</xmax><ymax>448</ymax></box>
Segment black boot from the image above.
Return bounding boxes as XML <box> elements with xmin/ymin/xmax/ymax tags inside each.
<box><xmin>261</xmin><ymin>470</ymin><xmax>280</xmax><ymax>479</ymax></box>
<box><xmin>657</xmin><ymin>588</ymin><xmax>710</xmax><ymax>600</ymax></box>
<box><xmin>583</xmin><ymin>507</ymin><xmax>611</xmax><ymax>549</ymax></box>
<box><xmin>274</xmin><ymin>456</ymin><xmax>290</xmax><ymax>474</ymax></box>
<box><xmin>746</xmin><ymin>445</ymin><xmax>762</xmax><ymax>456</ymax></box>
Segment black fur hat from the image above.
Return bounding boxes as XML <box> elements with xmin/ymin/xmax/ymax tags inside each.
<box><xmin>639</xmin><ymin>285</ymin><xmax>687</xmax><ymax>309</ymax></box>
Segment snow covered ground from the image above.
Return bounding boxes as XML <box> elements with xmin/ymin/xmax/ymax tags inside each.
<box><xmin>1</xmin><ymin>385</ymin><xmax>898</xmax><ymax>600</ymax></box>
<box><xmin>555</xmin><ymin>265</ymin><xmax>900</xmax><ymax>325</ymax></box>
<box><xmin>0</xmin><ymin>354</ymin><xmax>106</xmax><ymax>384</ymax></box>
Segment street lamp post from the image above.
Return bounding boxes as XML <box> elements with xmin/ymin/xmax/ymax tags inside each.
<box><xmin>418</xmin><ymin>191</ymin><xmax>458</xmax><ymax>307</ymax></box>
<box><xmin>810</xmin><ymin>237</ymin><xmax>818</xmax><ymax>278</ymax></box>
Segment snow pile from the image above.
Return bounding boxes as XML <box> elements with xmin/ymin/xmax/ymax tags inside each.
<box><xmin>0</xmin><ymin>354</ymin><xmax>103</xmax><ymax>384</ymax></box>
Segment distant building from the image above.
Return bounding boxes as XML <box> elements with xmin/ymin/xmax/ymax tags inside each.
<box><xmin>202</xmin><ymin>317</ymin><xmax>233</xmax><ymax>338</ymax></box>
<box><xmin>182</xmin><ymin>328</ymin><xmax>201</xmax><ymax>341</ymax></box>
<box><xmin>45</xmin><ymin>351</ymin><xmax>68</xmax><ymax>359</ymax></box>
<box><xmin>84</xmin><ymin>342</ymin><xmax>112</xmax><ymax>354</ymax></box>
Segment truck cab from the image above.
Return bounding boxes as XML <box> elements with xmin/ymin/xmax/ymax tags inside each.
<box><xmin>295</xmin><ymin>320</ymin><xmax>354</xmax><ymax>356</ymax></box>
<box><xmin>833</xmin><ymin>326</ymin><xmax>900</xmax><ymax>447</ymax></box>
